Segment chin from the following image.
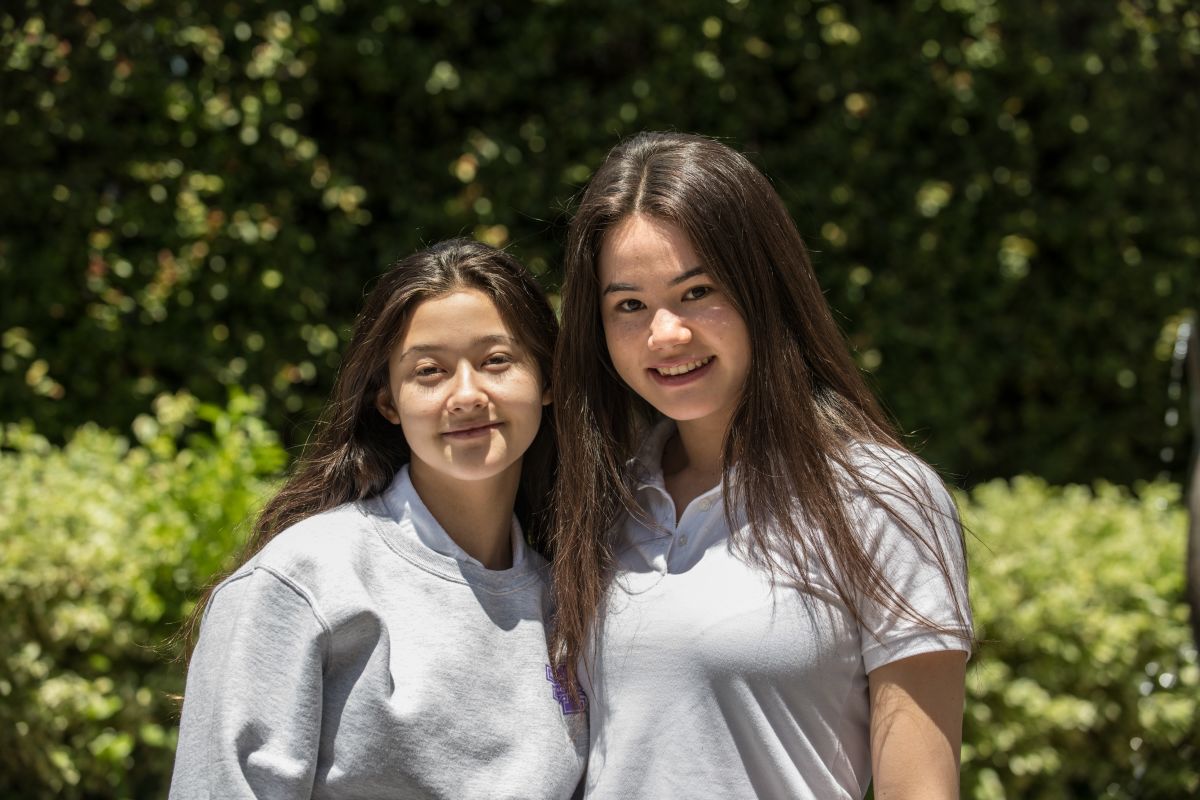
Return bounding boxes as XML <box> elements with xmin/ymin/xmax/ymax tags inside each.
<box><xmin>443</xmin><ymin>457</ymin><xmax>522</xmax><ymax>484</ymax></box>
<box><xmin>647</xmin><ymin>401</ymin><xmax>724</xmax><ymax>424</ymax></box>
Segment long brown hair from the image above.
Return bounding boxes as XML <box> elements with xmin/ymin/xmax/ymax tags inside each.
<box><xmin>183</xmin><ymin>238</ymin><xmax>558</xmax><ymax>654</ymax></box>
<box><xmin>550</xmin><ymin>132</ymin><xmax>970</xmax><ymax>686</ymax></box>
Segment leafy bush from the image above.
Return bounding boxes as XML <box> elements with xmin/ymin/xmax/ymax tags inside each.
<box><xmin>2</xmin><ymin>403</ymin><xmax>1196</xmax><ymax>796</ymax></box>
<box><xmin>0</xmin><ymin>393</ymin><xmax>284</xmax><ymax>798</ymax></box>
<box><xmin>1</xmin><ymin>2</ymin><xmax>1197</xmax><ymax>484</ymax></box>
<box><xmin>962</xmin><ymin>477</ymin><xmax>1198</xmax><ymax>799</ymax></box>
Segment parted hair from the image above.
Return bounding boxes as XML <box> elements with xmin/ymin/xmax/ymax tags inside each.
<box><xmin>549</xmin><ymin>131</ymin><xmax>971</xmax><ymax>689</ymax></box>
<box><xmin>183</xmin><ymin>238</ymin><xmax>558</xmax><ymax>655</ymax></box>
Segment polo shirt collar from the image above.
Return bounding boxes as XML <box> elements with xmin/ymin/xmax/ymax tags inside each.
<box><xmin>628</xmin><ymin>417</ymin><xmax>678</xmax><ymax>493</ymax></box>
<box><xmin>628</xmin><ymin>418</ymin><xmax>737</xmax><ymax>499</ymax></box>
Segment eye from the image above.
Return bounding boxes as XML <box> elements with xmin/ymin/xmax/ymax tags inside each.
<box><xmin>484</xmin><ymin>353</ymin><xmax>514</xmax><ymax>369</ymax></box>
<box><xmin>683</xmin><ymin>285</ymin><xmax>712</xmax><ymax>301</ymax></box>
<box><xmin>414</xmin><ymin>364</ymin><xmax>443</xmax><ymax>379</ymax></box>
<box><xmin>615</xmin><ymin>298</ymin><xmax>645</xmax><ymax>313</ymax></box>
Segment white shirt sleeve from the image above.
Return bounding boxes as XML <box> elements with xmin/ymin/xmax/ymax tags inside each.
<box><xmin>849</xmin><ymin>452</ymin><xmax>973</xmax><ymax>673</ymax></box>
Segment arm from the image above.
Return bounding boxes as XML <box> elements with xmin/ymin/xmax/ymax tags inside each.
<box><xmin>868</xmin><ymin>650</ymin><xmax>966</xmax><ymax>800</ymax></box>
<box><xmin>169</xmin><ymin>567</ymin><xmax>327</xmax><ymax>800</ymax></box>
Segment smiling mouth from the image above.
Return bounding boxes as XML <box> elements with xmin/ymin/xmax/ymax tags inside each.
<box><xmin>654</xmin><ymin>356</ymin><xmax>713</xmax><ymax>377</ymax></box>
<box><xmin>442</xmin><ymin>422</ymin><xmax>502</xmax><ymax>439</ymax></box>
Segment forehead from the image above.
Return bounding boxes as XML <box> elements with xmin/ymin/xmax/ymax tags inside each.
<box><xmin>598</xmin><ymin>214</ymin><xmax>701</xmax><ymax>286</ymax></box>
<box><xmin>397</xmin><ymin>289</ymin><xmax>515</xmax><ymax>351</ymax></box>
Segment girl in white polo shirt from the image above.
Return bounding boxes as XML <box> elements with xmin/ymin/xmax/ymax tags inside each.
<box><xmin>550</xmin><ymin>132</ymin><xmax>973</xmax><ymax>799</ymax></box>
<box><xmin>171</xmin><ymin>239</ymin><xmax>585</xmax><ymax>799</ymax></box>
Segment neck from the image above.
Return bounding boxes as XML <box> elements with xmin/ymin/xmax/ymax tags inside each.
<box><xmin>660</xmin><ymin>415</ymin><xmax>730</xmax><ymax>522</ymax></box>
<box><xmin>668</xmin><ymin>414</ymin><xmax>730</xmax><ymax>478</ymax></box>
<box><xmin>408</xmin><ymin>459</ymin><xmax>522</xmax><ymax>570</ymax></box>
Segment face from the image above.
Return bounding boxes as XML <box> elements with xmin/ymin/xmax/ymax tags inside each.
<box><xmin>598</xmin><ymin>214</ymin><xmax>752</xmax><ymax>436</ymax></box>
<box><xmin>376</xmin><ymin>288</ymin><xmax>549</xmax><ymax>487</ymax></box>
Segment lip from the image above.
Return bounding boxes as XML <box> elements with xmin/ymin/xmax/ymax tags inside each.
<box><xmin>646</xmin><ymin>356</ymin><xmax>715</xmax><ymax>386</ymax></box>
<box><xmin>441</xmin><ymin>421</ymin><xmax>502</xmax><ymax>440</ymax></box>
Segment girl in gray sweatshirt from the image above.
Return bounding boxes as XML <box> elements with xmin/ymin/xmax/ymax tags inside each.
<box><xmin>170</xmin><ymin>239</ymin><xmax>586</xmax><ymax>799</ymax></box>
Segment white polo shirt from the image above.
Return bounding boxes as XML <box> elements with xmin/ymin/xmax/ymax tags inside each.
<box><xmin>579</xmin><ymin>421</ymin><xmax>972</xmax><ymax>800</ymax></box>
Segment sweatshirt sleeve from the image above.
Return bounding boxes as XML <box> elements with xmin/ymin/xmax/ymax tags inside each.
<box><xmin>169</xmin><ymin>566</ymin><xmax>329</xmax><ymax>800</ymax></box>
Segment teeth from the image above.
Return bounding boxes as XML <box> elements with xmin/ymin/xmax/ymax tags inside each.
<box><xmin>656</xmin><ymin>357</ymin><xmax>712</xmax><ymax>376</ymax></box>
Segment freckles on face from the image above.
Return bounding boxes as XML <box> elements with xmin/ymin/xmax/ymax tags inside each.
<box><xmin>596</xmin><ymin>214</ymin><xmax>751</xmax><ymax>432</ymax></box>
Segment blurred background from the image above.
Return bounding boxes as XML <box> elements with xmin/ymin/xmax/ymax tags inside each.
<box><xmin>1</xmin><ymin>0</ymin><xmax>1196</xmax><ymax>797</ymax></box>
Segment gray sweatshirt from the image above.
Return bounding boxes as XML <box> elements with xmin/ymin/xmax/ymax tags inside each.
<box><xmin>169</xmin><ymin>467</ymin><xmax>587</xmax><ymax>799</ymax></box>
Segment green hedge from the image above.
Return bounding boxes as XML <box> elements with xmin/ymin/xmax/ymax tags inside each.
<box><xmin>2</xmin><ymin>404</ymin><xmax>1197</xmax><ymax>797</ymax></box>
<box><xmin>1</xmin><ymin>2</ymin><xmax>1197</xmax><ymax>485</ymax></box>
<box><xmin>0</xmin><ymin>393</ymin><xmax>284</xmax><ymax>798</ymax></box>
<box><xmin>961</xmin><ymin>477</ymin><xmax>1198</xmax><ymax>798</ymax></box>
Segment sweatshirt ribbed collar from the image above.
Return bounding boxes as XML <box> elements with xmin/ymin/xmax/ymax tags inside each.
<box><xmin>367</xmin><ymin>465</ymin><xmax>544</xmax><ymax>590</ymax></box>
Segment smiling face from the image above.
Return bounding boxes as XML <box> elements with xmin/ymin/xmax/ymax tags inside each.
<box><xmin>375</xmin><ymin>288</ymin><xmax>549</xmax><ymax>488</ymax></box>
<box><xmin>598</xmin><ymin>214</ymin><xmax>752</xmax><ymax>438</ymax></box>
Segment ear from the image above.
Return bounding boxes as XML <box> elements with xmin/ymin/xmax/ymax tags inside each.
<box><xmin>541</xmin><ymin>385</ymin><xmax>552</xmax><ymax>407</ymax></box>
<box><xmin>375</xmin><ymin>385</ymin><xmax>401</xmax><ymax>425</ymax></box>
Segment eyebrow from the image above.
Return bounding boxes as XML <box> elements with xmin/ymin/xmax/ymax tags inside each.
<box><xmin>398</xmin><ymin>334</ymin><xmax>518</xmax><ymax>361</ymax></box>
<box><xmin>601</xmin><ymin>266</ymin><xmax>708</xmax><ymax>296</ymax></box>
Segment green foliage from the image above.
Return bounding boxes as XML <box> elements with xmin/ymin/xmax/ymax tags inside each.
<box><xmin>961</xmin><ymin>477</ymin><xmax>1199</xmax><ymax>799</ymax></box>
<box><xmin>1</xmin><ymin>1</ymin><xmax>1197</xmax><ymax>484</ymax></box>
<box><xmin>0</xmin><ymin>393</ymin><xmax>284</xmax><ymax>798</ymax></box>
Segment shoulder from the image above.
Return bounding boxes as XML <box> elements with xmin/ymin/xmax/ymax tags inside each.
<box><xmin>227</xmin><ymin>502</ymin><xmax>383</xmax><ymax>597</ymax></box>
<box><xmin>206</xmin><ymin>500</ymin><xmax>403</xmax><ymax>636</ymax></box>
<box><xmin>843</xmin><ymin>441</ymin><xmax>947</xmax><ymax>494</ymax></box>
<box><xmin>258</xmin><ymin>501</ymin><xmax>376</xmax><ymax>559</ymax></box>
<box><xmin>839</xmin><ymin>441</ymin><xmax>956</xmax><ymax>519</ymax></box>
<box><xmin>832</xmin><ymin>441</ymin><xmax>964</xmax><ymax>563</ymax></box>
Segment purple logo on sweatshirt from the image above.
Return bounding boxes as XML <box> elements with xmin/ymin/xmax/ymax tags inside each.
<box><xmin>546</xmin><ymin>664</ymin><xmax>587</xmax><ymax>715</ymax></box>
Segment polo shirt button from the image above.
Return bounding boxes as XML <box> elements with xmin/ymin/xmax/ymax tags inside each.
<box><xmin>678</xmin><ymin>535</ymin><xmax>688</xmax><ymax>546</ymax></box>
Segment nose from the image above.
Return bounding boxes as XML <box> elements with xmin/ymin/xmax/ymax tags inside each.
<box><xmin>647</xmin><ymin>308</ymin><xmax>692</xmax><ymax>350</ymax></box>
<box><xmin>447</xmin><ymin>365</ymin><xmax>488</xmax><ymax>412</ymax></box>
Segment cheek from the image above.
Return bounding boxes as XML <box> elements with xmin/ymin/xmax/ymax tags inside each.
<box><xmin>704</xmin><ymin>308</ymin><xmax>752</xmax><ymax>352</ymax></box>
<box><xmin>488</xmin><ymin>365</ymin><xmax>547</xmax><ymax>409</ymax></box>
<box><xmin>519</xmin><ymin>399</ymin><xmax>544</xmax><ymax>433</ymax></box>
<box><xmin>495</xmin><ymin>381</ymin><xmax>546</xmax><ymax>442</ymax></box>
<box><xmin>395</xmin><ymin>386</ymin><xmax>440</xmax><ymax>428</ymax></box>
<box><xmin>507</xmin><ymin>373</ymin><xmax>550</xmax><ymax>413</ymax></box>
<box><xmin>602</xmin><ymin>318</ymin><xmax>641</xmax><ymax>370</ymax></box>
<box><xmin>730</xmin><ymin>318</ymin><xmax>753</xmax><ymax>361</ymax></box>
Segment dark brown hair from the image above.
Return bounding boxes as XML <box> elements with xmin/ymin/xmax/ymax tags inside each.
<box><xmin>183</xmin><ymin>238</ymin><xmax>558</xmax><ymax>654</ymax></box>
<box><xmin>549</xmin><ymin>132</ymin><xmax>970</xmax><ymax>687</ymax></box>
